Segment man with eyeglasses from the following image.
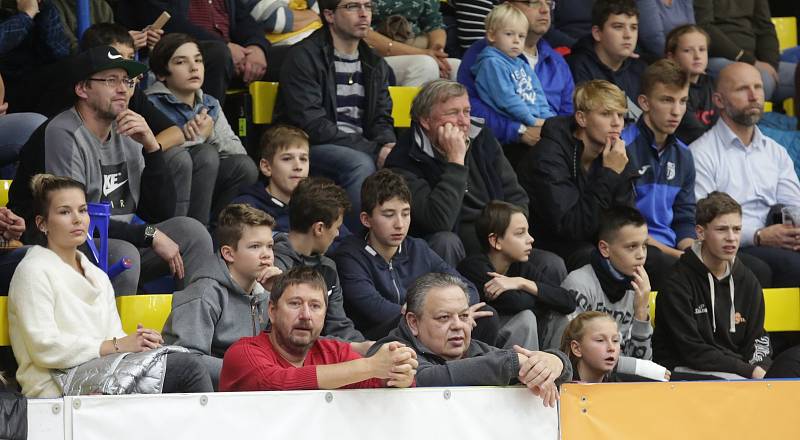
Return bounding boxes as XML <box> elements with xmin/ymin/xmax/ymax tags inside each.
<box><xmin>278</xmin><ymin>0</ymin><xmax>395</xmax><ymax>232</ymax></box>
<box><xmin>9</xmin><ymin>45</ymin><xmax>215</xmax><ymax>295</ymax></box>
<box><xmin>456</xmin><ymin>0</ymin><xmax>574</xmax><ymax>158</ymax></box>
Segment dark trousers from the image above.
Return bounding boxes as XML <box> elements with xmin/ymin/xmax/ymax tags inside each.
<box><xmin>740</xmin><ymin>246</ymin><xmax>800</xmax><ymax>288</ymax></box>
<box><xmin>162</xmin><ymin>352</ymin><xmax>214</xmax><ymax>393</ymax></box>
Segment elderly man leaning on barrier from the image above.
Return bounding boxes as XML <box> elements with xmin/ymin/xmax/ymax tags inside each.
<box><xmin>219</xmin><ymin>266</ymin><xmax>418</xmax><ymax>391</ymax></box>
<box><xmin>369</xmin><ymin>273</ymin><xmax>571</xmax><ymax>407</ymax></box>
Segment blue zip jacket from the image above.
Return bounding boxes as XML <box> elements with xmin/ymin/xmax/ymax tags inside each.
<box><xmin>622</xmin><ymin>118</ymin><xmax>696</xmax><ymax>248</ymax></box>
<box><xmin>458</xmin><ymin>38</ymin><xmax>575</xmax><ymax>144</ymax></box>
<box><xmin>470</xmin><ymin>46</ymin><xmax>555</xmax><ymax>127</ymax></box>
<box><xmin>331</xmin><ymin>234</ymin><xmax>479</xmax><ymax>332</ymax></box>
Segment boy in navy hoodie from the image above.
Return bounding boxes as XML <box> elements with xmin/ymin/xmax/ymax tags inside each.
<box><xmin>471</xmin><ymin>3</ymin><xmax>555</xmax><ymax>129</ymax></box>
<box><xmin>332</xmin><ymin>169</ymin><xmax>533</xmax><ymax>349</ymax></box>
<box><xmin>232</xmin><ymin>125</ymin><xmax>310</xmax><ymax>233</ymax></box>
<box><xmin>566</xmin><ymin>0</ymin><xmax>646</xmax><ymax>120</ymax></box>
<box><xmin>654</xmin><ymin>192</ymin><xmax>800</xmax><ymax>380</ymax></box>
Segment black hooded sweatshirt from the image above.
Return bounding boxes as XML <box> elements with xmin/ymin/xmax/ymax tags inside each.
<box><xmin>517</xmin><ymin>115</ymin><xmax>639</xmax><ymax>260</ymax></box>
<box><xmin>653</xmin><ymin>244</ymin><xmax>772</xmax><ymax>378</ymax></box>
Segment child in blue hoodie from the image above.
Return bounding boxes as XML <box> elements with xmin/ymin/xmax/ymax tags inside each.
<box><xmin>471</xmin><ymin>3</ymin><xmax>555</xmax><ymax>128</ymax></box>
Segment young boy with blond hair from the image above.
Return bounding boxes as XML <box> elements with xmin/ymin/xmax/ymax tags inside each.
<box><xmin>471</xmin><ymin>3</ymin><xmax>555</xmax><ymax>128</ymax></box>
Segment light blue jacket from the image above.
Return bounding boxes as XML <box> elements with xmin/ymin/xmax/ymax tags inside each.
<box><xmin>470</xmin><ymin>45</ymin><xmax>555</xmax><ymax>127</ymax></box>
<box><xmin>145</xmin><ymin>82</ymin><xmax>247</xmax><ymax>156</ymax></box>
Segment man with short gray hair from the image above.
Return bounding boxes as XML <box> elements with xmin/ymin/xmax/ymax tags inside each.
<box><xmin>368</xmin><ymin>272</ymin><xmax>571</xmax><ymax>406</ymax></box>
<box><xmin>385</xmin><ymin>79</ymin><xmax>529</xmax><ymax>266</ymax></box>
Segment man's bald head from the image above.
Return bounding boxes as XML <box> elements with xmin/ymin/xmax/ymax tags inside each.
<box><xmin>713</xmin><ymin>62</ymin><xmax>764</xmax><ymax>127</ymax></box>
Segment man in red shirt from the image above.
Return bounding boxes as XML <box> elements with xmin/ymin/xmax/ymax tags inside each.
<box><xmin>220</xmin><ymin>266</ymin><xmax>418</xmax><ymax>391</ymax></box>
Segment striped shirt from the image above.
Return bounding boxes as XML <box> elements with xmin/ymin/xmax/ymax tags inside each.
<box><xmin>453</xmin><ymin>0</ymin><xmax>497</xmax><ymax>50</ymax></box>
<box><xmin>334</xmin><ymin>49</ymin><xmax>365</xmax><ymax>135</ymax></box>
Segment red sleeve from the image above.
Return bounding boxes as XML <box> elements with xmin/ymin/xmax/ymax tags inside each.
<box><xmin>219</xmin><ymin>335</ymin><xmax>319</xmax><ymax>391</ymax></box>
<box><xmin>331</xmin><ymin>341</ymin><xmax>385</xmax><ymax>390</ymax></box>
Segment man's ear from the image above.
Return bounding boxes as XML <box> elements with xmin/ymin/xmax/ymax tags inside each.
<box><xmin>406</xmin><ymin>312</ymin><xmax>420</xmax><ymax>336</ymax></box>
<box><xmin>488</xmin><ymin>233</ymin><xmax>500</xmax><ymax>251</ymax></box>
<box><xmin>220</xmin><ymin>244</ymin><xmax>236</xmax><ymax>264</ymax></box>
<box><xmin>312</xmin><ymin>221</ymin><xmax>325</xmax><ymax>237</ymax></box>
<box><xmin>591</xmin><ymin>25</ymin><xmax>603</xmax><ymax>43</ymax></box>
<box><xmin>360</xmin><ymin>211</ymin><xmax>372</xmax><ymax>229</ymax></box>
<box><xmin>695</xmin><ymin>224</ymin><xmax>705</xmax><ymax>241</ymax></box>
<box><xmin>637</xmin><ymin>94</ymin><xmax>650</xmax><ymax>112</ymax></box>
<box><xmin>712</xmin><ymin>91</ymin><xmax>724</xmax><ymax>111</ymax></box>
<box><xmin>570</xmin><ymin>340</ymin><xmax>582</xmax><ymax>359</ymax></box>
<box><xmin>419</xmin><ymin>115</ymin><xmax>432</xmax><ymax>132</ymax></box>
<box><xmin>259</xmin><ymin>158</ymin><xmax>273</xmax><ymax>178</ymax></box>
<box><xmin>598</xmin><ymin>239</ymin><xmax>611</xmax><ymax>258</ymax></box>
<box><xmin>267</xmin><ymin>300</ymin><xmax>277</xmax><ymax>324</ymax></box>
<box><xmin>575</xmin><ymin>110</ymin><xmax>587</xmax><ymax>129</ymax></box>
<box><xmin>322</xmin><ymin>9</ymin><xmax>335</xmax><ymax>26</ymax></box>
<box><xmin>75</xmin><ymin>81</ymin><xmax>89</xmax><ymax>100</ymax></box>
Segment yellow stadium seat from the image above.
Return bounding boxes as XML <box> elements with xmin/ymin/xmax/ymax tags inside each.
<box><xmin>764</xmin><ymin>101</ymin><xmax>773</xmax><ymax>112</ymax></box>
<box><xmin>0</xmin><ymin>180</ymin><xmax>11</xmax><ymax>208</ymax></box>
<box><xmin>764</xmin><ymin>288</ymin><xmax>800</xmax><ymax>332</ymax></box>
<box><xmin>649</xmin><ymin>290</ymin><xmax>657</xmax><ymax>326</ymax></box>
<box><xmin>772</xmin><ymin>17</ymin><xmax>798</xmax><ymax>54</ymax></box>
<box><xmin>249</xmin><ymin>81</ymin><xmax>279</xmax><ymax>125</ymax></box>
<box><xmin>784</xmin><ymin>98</ymin><xmax>795</xmax><ymax>117</ymax></box>
<box><xmin>115</xmin><ymin>294</ymin><xmax>173</xmax><ymax>335</ymax></box>
<box><xmin>0</xmin><ymin>296</ymin><xmax>8</xmax><ymax>346</ymax></box>
<box><xmin>389</xmin><ymin>86</ymin><xmax>420</xmax><ymax>128</ymax></box>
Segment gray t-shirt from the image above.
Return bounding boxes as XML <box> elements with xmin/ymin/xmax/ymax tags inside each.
<box><xmin>44</xmin><ymin>108</ymin><xmax>145</xmax><ymax>223</ymax></box>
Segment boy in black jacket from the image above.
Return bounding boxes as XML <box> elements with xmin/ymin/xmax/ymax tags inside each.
<box><xmin>654</xmin><ymin>192</ymin><xmax>800</xmax><ymax>380</ymax></box>
<box><xmin>458</xmin><ymin>201</ymin><xmax>575</xmax><ymax>349</ymax></box>
<box><xmin>517</xmin><ymin>79</ymin><xmax>638</xmax><ymax>270</ymax></box>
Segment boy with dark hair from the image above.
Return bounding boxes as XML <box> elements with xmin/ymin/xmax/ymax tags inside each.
<box><xmin>232</xmin><ymin>124</ymin><xmax>310</xmax><ymax>233</ymax></box>
<box><xmin>566</xmin><ymin>0</ymin><xmax>646</xmax><ymax>120</ymax></box>
<box><xmin>458</xmin><ymin>200</ymin><xmax>575</xmax><ymax>350</ymax></box>
<box><xmin>163</xmin><ymin>204</ymin><xmax>282</xmax><ymax>388</ymax></box>
<box><xmin>146</xmin><ymin>32</ymin><xmax>258</xmax><ymax>226</ymax></box>
<box><xmin>621</xmin><ymin>59</ymin><xmax>694</xmax><ymax>259</ymax></box>
<box><xmin>561</xmin><ymin>205</ymin><xmax>654</xmax><ymax>360</ymax></box>
<box><xmin>333</xmin><ymin>169</ymin><xmax>504</xmax><ymax>343</ymax></box>
<box><xmin>273</xmin><ymin>176</ymin><xmax>369</xmax><ymax>351</ymax></box>
<box><xmin>654</xmin><ymin>192</ymin><xmax>800</xmax><ymax>380</ymax></box>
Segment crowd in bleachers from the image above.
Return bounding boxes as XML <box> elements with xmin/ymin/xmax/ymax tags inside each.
<box><xmin>2</xmin><ymin>0</ymin><xmax>800</xmax><ymax>415</ymax></box>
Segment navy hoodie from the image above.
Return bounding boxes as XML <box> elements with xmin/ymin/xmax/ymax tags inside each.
<box><xmin>566</xmin><ymin>35</ymin><xmax>647</xmax><ymax>107</ymax></box>
<box><xmin>331</xmin><ymin>234</ymin><xmax>479</xmax><ymax>332</ymax></box>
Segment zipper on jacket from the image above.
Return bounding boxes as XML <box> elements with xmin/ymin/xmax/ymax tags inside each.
<box><xmin>388</xmin><ymin>260</ymin><xmax>402</xmax><ymax>304</ymax></box>
<box><xmin>250</xmin><ymin>297</ymin><xmax>259</xmax><ymax>336</ymax></box>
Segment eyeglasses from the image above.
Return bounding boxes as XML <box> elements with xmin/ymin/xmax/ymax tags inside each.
<box><xmin>337</xmin><ymin>2</ymin><xmax>373</xmax><ymax>12</ymax></box>
<box><xmin>87</xmin><ymin>77</ymin><xmax>137</xmax><ymax>89</ymax></box>
<box><xmin>511</xmin><ymin>0</ymin><xmax>556</xmax><ymax>10</ymax></box>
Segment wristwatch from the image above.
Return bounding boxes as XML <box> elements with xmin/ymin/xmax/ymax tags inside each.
<box><xmin>144</xmin><ymin>224</ymin><xmax>157</xmax><ymax>246</ymax></box>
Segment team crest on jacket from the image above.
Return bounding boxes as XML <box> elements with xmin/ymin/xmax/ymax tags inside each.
<box><xmin>666</xmin><ymin>162</ymin><xmax>676</xmax><ymax>180</ymax></box>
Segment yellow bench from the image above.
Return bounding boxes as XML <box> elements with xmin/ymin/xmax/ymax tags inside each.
<box><xmin>0</xmin><ymin>179</ymin><xmax>11</xmax><ymax>208</ymax></box>
<box><xmin>247</xmin><ymin>81</ymin><xmax>420</xmax><ymax>128</ymax></box>
<box><xmin>649</xmin><ymin>288</ymin><xmax>800</xmax><ymax>332</ymax></box>
<box><xmin>0</xmin><ymin>295</ymin><xmax>173</xmax><ymax>347</ymax></box>
<box><xmin>115</xmin><ymin>294</ymin><xmax>173</xmax><ymax>335</ymax></box>
<box><xmin>770</xmin><ymin>17</ymin><xmax>796</xmax><ymax>116</ymax></box>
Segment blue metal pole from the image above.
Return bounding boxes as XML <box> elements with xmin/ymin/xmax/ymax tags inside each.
<box><xmin>76</xmin><ymin>0</ymin><xmax>90</xmax><ymax>40</ymax></box>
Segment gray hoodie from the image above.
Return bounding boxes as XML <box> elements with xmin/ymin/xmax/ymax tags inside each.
<box><xmin>273</xmin><ymin>233</ymin><xmax>365</xmax><ymax>342</ymax></box>
<box><xmin>163</xmin><ymin>255</ymin><xmax>269</xmax><ymax>388</ymax></box>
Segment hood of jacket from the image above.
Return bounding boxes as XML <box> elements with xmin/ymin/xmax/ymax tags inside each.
<box><xmin>470</xmin><ymin>45</ymin><xmax>522</xmax><ymax>75</ymax></box>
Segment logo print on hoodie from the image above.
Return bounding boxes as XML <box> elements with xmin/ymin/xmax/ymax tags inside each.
<box><xmin>100</xmin><ymin>162</ymin><xmax>135</xmax><ymax>214</ymax></box>
<box><xmin>694</xmin><ymin>304</ymin><xmax>708</xmax><ymax>315</ymax></box>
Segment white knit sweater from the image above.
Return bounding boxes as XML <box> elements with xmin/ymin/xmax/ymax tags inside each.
<box><xmin>8</xmin><ymin>245</ymin><xmax>125</xmax><ymax>397</ymax></box>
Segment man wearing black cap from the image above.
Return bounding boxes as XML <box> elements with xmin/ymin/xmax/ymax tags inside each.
<box><xmin>9</xmin><ymin>46</ymin><xmax>214</xmax><ymax>295</ymax></box>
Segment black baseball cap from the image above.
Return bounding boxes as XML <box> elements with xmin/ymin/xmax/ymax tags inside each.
<box><xmin>71</xmin><ymin>46</ymin><xmax>149</xmax><ymax>85</ymax></box>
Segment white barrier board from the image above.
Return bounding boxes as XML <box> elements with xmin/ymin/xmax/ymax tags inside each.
<box><xmin>28</xmin><ymin>387</ymin><xmax>558</xmax><ymax>440</ymax></box>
